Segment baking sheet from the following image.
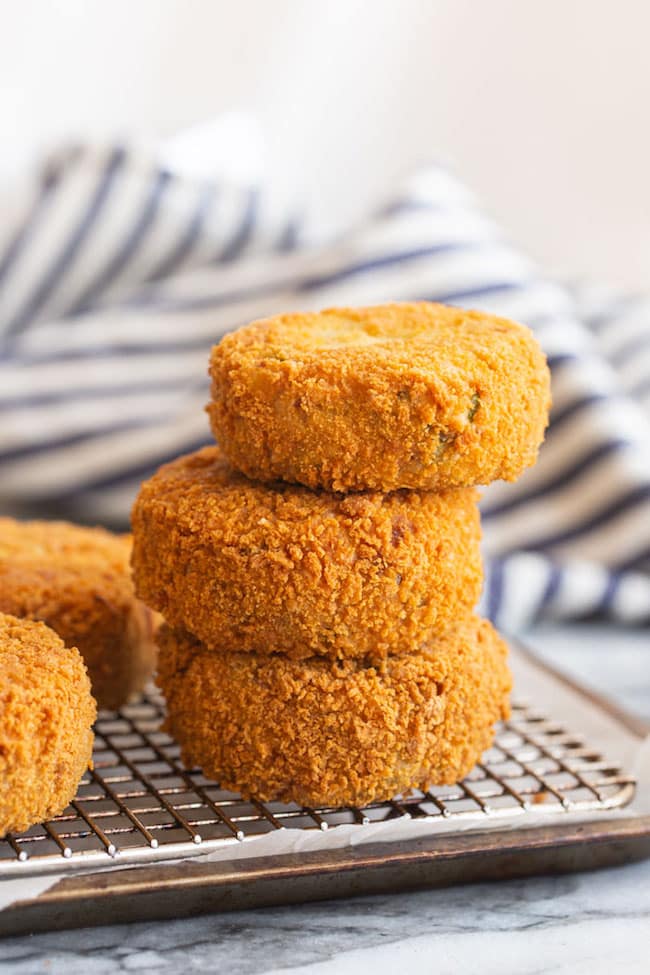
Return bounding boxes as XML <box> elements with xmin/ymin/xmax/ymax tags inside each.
<box><xmin>1</xmin><ymin>640</ymin><xmax>648</xmax><ymax>916</ymax></box>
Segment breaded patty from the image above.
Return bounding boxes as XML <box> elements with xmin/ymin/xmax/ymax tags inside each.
<box><xmin>157</xmin><ymin>616</ymin><xmax>511</xmax><ymax>807</ymax></box>
<box><xmin>131</xmin><ymin>446</ymin><xmax>482</xmax><ymax>659</ymax></box>
<box><xmin>0</xmin><ymin>518</ymin><xmax>157</xmax><ymax>710</ymax></box>
<box><xmin>208</xmin><ymin>302</ymin><xmax>550</xmax><ymax>492</ymax></box>
<box><xmin>0</xmin><ymin>613</ymin><xmax>96</xmax><ymax>836</ymax></box>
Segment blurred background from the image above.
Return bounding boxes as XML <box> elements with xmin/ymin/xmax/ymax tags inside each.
<box><xmin>2</xmin><ymin>0</ymin><xmax>649</xmax><ymax>287</ymax></box>
<box><xmin>1</xmin><ymin>0</ymin><xmax>649</xmax><ymax>634</ymax></box>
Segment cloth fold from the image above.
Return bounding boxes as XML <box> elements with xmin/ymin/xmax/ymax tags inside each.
<box><xmin>1</xmin><ymin>128</ymin><xmax>649</xmax><ymax>631</ymax></box>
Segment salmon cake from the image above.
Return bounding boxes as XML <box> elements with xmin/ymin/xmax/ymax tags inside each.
<box><xmin>208</xmin><ymin>302</ymin><xmax>550</xmax><ymax>492</ymax></box>
<box><xmin>156</xmin><ymin>615</ymin><xmax>511</xmax><ymax>808</ymax></box>
<box><xmin>0</xmin><ymin>518</ymin><xmax>157</xmax><ymax>710</ymax></box>
<box><xmin>0</xmin><ymin>613</ymin><xmax>96</xmax><ymax>836</ymax></box>
<box><xmin>131</xmin><ymin>446</ymin><xmax>483</xmax><ymax>659</ymax></box>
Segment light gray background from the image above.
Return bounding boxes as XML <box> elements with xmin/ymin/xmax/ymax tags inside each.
<box><xmin>2</xmin><ymin>0</ymin><xmax>649</xmax><ymax>287</ymax></box>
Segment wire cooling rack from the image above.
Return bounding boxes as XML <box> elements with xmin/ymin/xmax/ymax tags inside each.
<box><xmin>0</xmin><ymin>686</ymin><xmax>636</xmax><ymax>878</ymax></box>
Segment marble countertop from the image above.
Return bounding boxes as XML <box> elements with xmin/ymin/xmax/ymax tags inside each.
<box><xmin>1</xmin><ymin>623</ymin><xmax>649</xmax><ymax>975</ymax></box>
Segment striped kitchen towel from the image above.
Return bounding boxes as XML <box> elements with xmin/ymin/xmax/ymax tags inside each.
<box><xmin>1</xmin><ymin>136</ymin><xmax>649</xmax><ymax>631</ymax></box>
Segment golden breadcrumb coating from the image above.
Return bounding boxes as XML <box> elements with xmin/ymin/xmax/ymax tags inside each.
<box><xmin>208</xmin><ymin>302</ymin><xmax>550</xmax><ymax>492</ymax></box>
<box><xmin>0</xmin><ymin>518</ymin><xmax>158</xmax><ymax>710</ymax></box>
<box><xmin>0</xmin><ymin>613</ymin><xmax>96</xmax><ymax>836</ymax></box>
<box><xmin>157</xmin><ymin>616</ymin><xmax>511</xmax><ymax>807</ymax></box>
<box><xmin>131</xmin><ymin>446</ymin><xmax>482</xmax><ymax>659</ymax></box>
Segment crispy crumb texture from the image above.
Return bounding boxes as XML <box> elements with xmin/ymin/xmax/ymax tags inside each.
<box><xmin>131</xmin><ymin>446</ymin><xmax>483</xmax><ymax>658</ymax></box>
<box><xmin>0</xmin><ymin>613</ymin><xmax>96</xmax><ymax>836</ymax></box>
<box><xmin>0</xmin><ymin>518</ymin><xmax>158</xmax><ymax>709</ymax></box>
<box><xmin>157</xmin><ymin>615</ymin><xmax>512</xmax><ymax>807</ymax></box>
<box><xmin>208</xmin><ymin>302</ymin><xmax>551</xmax><ymax>492</ymax></box>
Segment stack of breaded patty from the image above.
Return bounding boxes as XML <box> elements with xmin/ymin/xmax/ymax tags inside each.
<box><xmin>132</xmin><ymin>302</ymin><xmax>550</xmax><ymax>807</ymax></box>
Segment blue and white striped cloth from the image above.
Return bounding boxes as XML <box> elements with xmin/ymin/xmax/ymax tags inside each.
<box><xmin>1</xmin><ymin>139</ymin><xmax>649</xmax><ymax>631</ymax></box>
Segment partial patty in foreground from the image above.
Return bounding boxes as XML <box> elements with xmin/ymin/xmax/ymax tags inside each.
<box><xmin>208</xmin><ymin>302</ymin><xmax>550</xmax><ymax>492</ymax></box>
<box><xmin>156</xmin><ymin>615</ymin><xmax>511</xmax><ymax>808</ymax></box>
<box><xmin>0</xmin><ymin>518</ymin><xmax>157</xmax><ymax>710</ymax></box>
<box><xmin>132</xmin><ymin>446</ymin><xmax>483</xmax><ymax>659</ymax></box>
<box><xmin>0</xmin><ymin>613</ymin><xmax>96</xmax><ymax>837</ymax></box>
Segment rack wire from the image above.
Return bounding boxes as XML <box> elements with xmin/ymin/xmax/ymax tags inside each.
<box><xmin>0</xmin><ymin>688</ymin><xmax>636</xmax><ymax>878</ymax></box>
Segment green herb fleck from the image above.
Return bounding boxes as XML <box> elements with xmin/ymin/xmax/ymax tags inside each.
<box><xmin>468</xmin><ymin>392</ymin><xmax>480</xmax><ymax>422</ymax></box>
<box><xmin>434</xmin><ymin>430</ymin><xmax>456</xmax><ymax>460</ymax></box>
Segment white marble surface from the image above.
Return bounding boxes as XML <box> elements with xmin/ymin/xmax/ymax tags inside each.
<box><xmin>0</xmin><ymin>623</ymin><xmax>649</xmax><ymax>975</ymax></box>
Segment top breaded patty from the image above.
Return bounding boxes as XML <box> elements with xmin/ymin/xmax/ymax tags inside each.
<box><xmin>0</xmin><ymin>518</ymin><xmax>157</xmax><ymax>710</ymax></box>
<box><xmin>208</xmin><ymin>302</ymin><xmax>550</xmax><ymax>492</ymax></box>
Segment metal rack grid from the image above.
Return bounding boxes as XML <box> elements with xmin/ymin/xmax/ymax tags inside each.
<box><xmin>0</xmin><ymin>687</ymin><xmax>636</xmax><ymax>878</ymax></box>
